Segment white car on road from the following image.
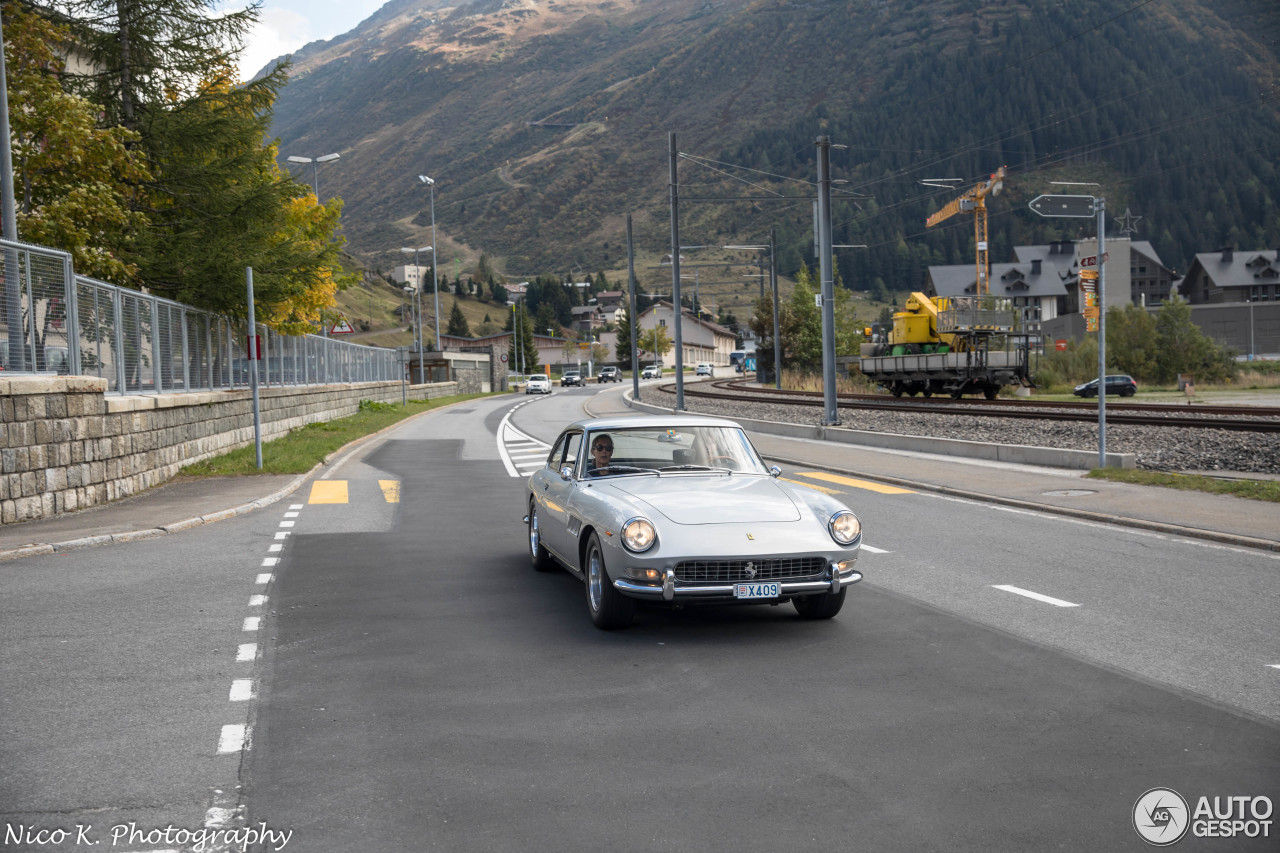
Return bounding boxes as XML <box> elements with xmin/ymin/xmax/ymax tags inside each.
<box><xmin>525</xmin><ymin>375</ymin><xmax>551</xmax><ymax>394</ymax></box>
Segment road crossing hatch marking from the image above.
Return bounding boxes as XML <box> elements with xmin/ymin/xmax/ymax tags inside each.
<box><xmin>308</xmin><ymin>480</ymin><xmax>349</xmax><ymax>504</ymax></box>
<box><xmin>379</xmin><ymin>480</ymin><xmax>400</xmax><ymax>503</ymax></box>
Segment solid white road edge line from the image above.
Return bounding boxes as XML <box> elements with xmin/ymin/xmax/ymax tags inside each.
<box><xmin>498</xmin><ymin>404</ymin><xmax>550</xmax><ymax>478</ymax></box>
<box><xmin>992</xmin><ymin>584</ymin><xmax>1081</xmax><ymax>608</ymax></box>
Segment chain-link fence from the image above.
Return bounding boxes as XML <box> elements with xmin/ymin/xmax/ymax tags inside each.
<box><xmin>2</xmin><ymin>238</ymin><xmax>400</xmax><ymax>392</ymax></box>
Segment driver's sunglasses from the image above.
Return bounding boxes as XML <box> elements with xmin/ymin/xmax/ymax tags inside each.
<box><xmin>593</xmin><ymin>444</ymin><xmax>613</xmax><ymax>453</ymax></box>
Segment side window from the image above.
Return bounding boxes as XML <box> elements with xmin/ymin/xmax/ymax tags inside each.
<box><xmin>546</xmin><ymin>433</ymin><xmax>569</xmax><ymax>470</ymax></box>
<box><xmin>563</xmin><ymin>432</ymin><xmax>583</xmax><ymax>473</ymax></box>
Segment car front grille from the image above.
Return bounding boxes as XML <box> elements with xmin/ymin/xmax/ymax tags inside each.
<box><xmin>674</xmin><ymin>557</ymin><xmax>827</xmax><ymax>583</ymax></box>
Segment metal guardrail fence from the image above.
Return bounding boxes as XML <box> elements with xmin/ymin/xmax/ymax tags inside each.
<box><xmin>1</xmin><ymin>238</ymin><xmax>400</xmax><ymax>393</ymax></box>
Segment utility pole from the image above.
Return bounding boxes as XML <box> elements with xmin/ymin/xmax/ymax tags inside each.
<box><xmin>1</xmin><ymin>10</ymin><xmax>24</xmax><ymax>372</ymax></box>
<box><xmin>668</xmin><ymin>132</ymin><xmax>685</xmax><ymax>410</ymax></box>
<box><xmin>816</xmin><ymin>136</ymin><xmax>838</xmax><ymax>425</ymax></box>
<box><xmin>246</xmin><ymin>269</ymin><xmax>263</xmax><ymax>470</ymax></box>
<box><xmin>770</xmin><ymin>226</ymin><xmax>782</xmax><ymax>391</ymax></box>
<box><xmin>1096</xmin><ymin>197</ymin><xmax>1107</xmax><ymax>468</ymax></box>
<box><xmin>627</xmin><ymin>214</ymin><xmax>641</xmax><ymax>401</ymax></box>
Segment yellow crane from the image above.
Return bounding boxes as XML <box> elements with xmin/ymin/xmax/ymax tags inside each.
<box><xmin>925</xmin><ymin>166</ymin><xmax>1006</xmax><ymax>296</ymax></box>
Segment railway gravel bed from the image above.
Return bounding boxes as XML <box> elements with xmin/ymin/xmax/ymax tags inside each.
<box><xmin>648</xmin><ymin>385</ymin><xmax>1280</xmax><ymax>475</ymax></box>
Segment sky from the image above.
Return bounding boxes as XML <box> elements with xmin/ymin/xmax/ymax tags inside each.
<box><xmin>232</xmin><ymin>0</ymin><xmax>387</xmax><ymax>80</ymax></box>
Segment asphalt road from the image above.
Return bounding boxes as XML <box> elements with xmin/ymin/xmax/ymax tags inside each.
<box><xmin>3</xmin><ymin>387</ymin><xmax>1277</xmax><ymax>852</ymax></box>
<box><xmin>242</xmin><ymin>389</ymin><xmax>1277</xmax><ymax>852</ymax></box>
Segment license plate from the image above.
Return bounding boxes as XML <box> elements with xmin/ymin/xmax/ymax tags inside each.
<box><xmin>735</xmin><ymin>582</ymin><xmax>780</xmax><ymax>599</ymax></box>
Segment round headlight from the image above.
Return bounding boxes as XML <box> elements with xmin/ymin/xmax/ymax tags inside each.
<box><xmin>621</xmin><ymin>517</ymin><xmax>657</xmax><ymax>553</ymax></box>
<box><xmin>828</xmin><ymin>510</ymin><xmax>861</xmax><ymax>545</ymax></box>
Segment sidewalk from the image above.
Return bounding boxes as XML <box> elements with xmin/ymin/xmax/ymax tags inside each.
<box><xmin>0</xmin><ymin>473</ymin><xmax>304</xmax><ymax>560</ymax></box>
<box><xmin>2</xmin><ymin>390</ymin><xmax>1276</xmax><ymax>561</ymax></box>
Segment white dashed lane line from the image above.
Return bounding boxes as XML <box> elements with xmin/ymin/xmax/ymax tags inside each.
<box><xmin>991</xmin><ymin>584</ymin><xmax>1081</xmax><ymax>608</ymax></box>
<box><xmin>207</xmin><ymin>503</ymin><xmax>300</xmax><ymax>824</ymax></box>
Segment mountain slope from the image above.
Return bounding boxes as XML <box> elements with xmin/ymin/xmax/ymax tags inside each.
<box><xmin>266</xmin><ymin>0</ymin><xmax>1280</xmax><ymax>288</ymax></box>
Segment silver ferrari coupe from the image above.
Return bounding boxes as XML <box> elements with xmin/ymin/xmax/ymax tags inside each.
<box><xmin>524</xmin><ymin>416</ymin><xmax>863</xmax><ymax>629</ymax></box>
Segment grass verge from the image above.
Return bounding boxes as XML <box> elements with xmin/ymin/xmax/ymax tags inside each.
<box><xmin>179</xmin><ymin>393</ymin><xmax>492</xmax><ymax>477</ymax></box>
<box><xmin>1085</xmin><ymin>467</ymin><xmax>1280</xmax><ymax>503</ymax></box>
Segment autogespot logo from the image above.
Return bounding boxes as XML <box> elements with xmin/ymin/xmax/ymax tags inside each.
<box><xmin>1134</xmin><ymin>788</ymin><xmax>1190</xmax><ymax>846</ymax></box>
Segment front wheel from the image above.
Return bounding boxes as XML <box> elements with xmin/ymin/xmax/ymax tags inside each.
<box><xmin>528</xmin><ymin>501</ymin><xmax>556</xmax><ymax>572</ymax></box>
<box><xmin>584</xmin><ymin>532</ymin><xmax>634</xmax><ymax>629</ymax></box>
<box><xmin>793</xmin><ymin>588</ymin><xmax>847</xmax><ymax>620</ymax></box>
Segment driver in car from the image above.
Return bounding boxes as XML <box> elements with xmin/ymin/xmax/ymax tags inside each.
<box><xmin>587</xmin><ymin>434</ymin><xmax>614</xmax><ymax>475</ymax></box>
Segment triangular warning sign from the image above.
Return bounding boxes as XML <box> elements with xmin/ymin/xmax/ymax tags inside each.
<box><xmin>329</xmin><ymin>315</ymin><xmax>355</xmax><ymax>334</ymax></box>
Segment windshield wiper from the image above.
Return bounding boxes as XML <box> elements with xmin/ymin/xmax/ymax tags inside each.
<box><xmin>658</xmin><ymin>464</ymin><xmax>732</xmax><ymax>473</ymax></box>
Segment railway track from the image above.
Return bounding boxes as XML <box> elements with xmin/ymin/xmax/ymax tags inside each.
<box><xmin>673</xmin><ymin>380</ymin><xmax>1280</xmax><ymax>433</ymax></box>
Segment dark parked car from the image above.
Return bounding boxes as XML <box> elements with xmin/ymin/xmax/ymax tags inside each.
<box><xmin>1073</xmin><ymin>374</ymin><xmax>1137</xmax><ymax>398</ymax></box>
<box><xmin>597</xmin><ymin>366</ymin><xmax>621</xmax><ymax>383</ymax></box>
<box><xmin>561</xmin><ymin>371</ymin><xmax>583</xmax><ymax>387</ymax></box>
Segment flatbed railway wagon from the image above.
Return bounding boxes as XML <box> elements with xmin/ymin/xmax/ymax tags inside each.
<box><xmin>858</xmin><ymin>293</ymin><xmax>1033</xmax><ymax>399</ymax></box>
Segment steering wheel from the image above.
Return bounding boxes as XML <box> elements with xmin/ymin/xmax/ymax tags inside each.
<box><xmin>708</xmin><ymin>455</ymin><xmax>738</xmax><ymax>469</ymax></box>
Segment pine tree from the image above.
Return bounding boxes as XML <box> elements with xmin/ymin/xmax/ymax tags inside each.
<box><xmin>57</xmin><ymin>0</ymin><xmax>259</xmax><ymax>131</ymax></box>
<box><xmin>446</xmin><ymin>302</ymin><xmax>471</xmax><ymax>337</ymax></box>
<box><xmin>614</xmin><ymin>302</ymin><xmax>633</xmax><ymax>363</ymax></box>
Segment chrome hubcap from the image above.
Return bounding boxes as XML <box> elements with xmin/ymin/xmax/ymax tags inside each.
<box><xmin>588</xmin><ymin>547</ymin><xmax>602</xmax><ymax>611</ymax></box>
<box><xmin>529</xmin><ymin>508</ymin><xmax>539</xmax><ymax>555</ymax></box>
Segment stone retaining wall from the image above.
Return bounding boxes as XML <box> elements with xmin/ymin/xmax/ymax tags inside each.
<box><xmin>0</xmin><ymin>376</ymin><xmax>458</xmax><ymax>524</ymax></box>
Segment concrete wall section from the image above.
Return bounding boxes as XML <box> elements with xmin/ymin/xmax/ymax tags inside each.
<box><xmin>0</xmin><ymin>377</ymin><xmax>457</xmax><ymax>524</ymax></box>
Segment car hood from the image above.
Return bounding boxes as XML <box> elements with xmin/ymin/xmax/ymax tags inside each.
<box><xmin>606</xmin><ymin>476</ymin><xmax>801</xmax><ymax>524</ymax></box>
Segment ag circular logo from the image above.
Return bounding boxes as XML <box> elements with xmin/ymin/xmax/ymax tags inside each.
<box><xmin>1134</xmin><ymin>788</ymin><xmax>1190</xmax><ymax>845</ymax></box>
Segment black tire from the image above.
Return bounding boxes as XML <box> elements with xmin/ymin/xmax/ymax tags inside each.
<box><xmin>528</xmin><ymin>501</ymin><xmax>556</xmax><ymax>572</ymax></box>
<box><xmin>584</xmin><ymin>532</ymin><xmax>634</xmax><ymax>629</ymax></box>
<box><xmin>793</xmin><ymin>587</ymin><xmax>847</xmax><ymax>620</ymax></box>
<box><xmin>1121</xmin><ymin>388</ymin><xmax>1135</xmax><ymax>398</ymax></box>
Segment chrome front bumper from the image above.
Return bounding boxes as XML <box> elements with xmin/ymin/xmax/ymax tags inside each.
<box><xmin>614</xmin><ymin>564</ymin><xmax>862</xmax><ymax>602</ymax></box>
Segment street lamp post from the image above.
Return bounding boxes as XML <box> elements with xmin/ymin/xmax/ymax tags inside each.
<box><xmin>401</xmin><ymin>245</ymin><xmax>432</xmax><ymax>368</ymax></box>
<box><xmin>403</xmin><ymin>283</ymin><xmax>423</xmax><ymax>385</ymax></box>
<box><xmin>286</xmin><ymin>153</ymin><xmax>340</xmax><ymax>198</ymax></box>
<box><xmin>725</xmin><ymin>240</ymin><xmax>781</xmax><ymax>388</ymax></box>
<box><xmin>418</xmin><ymin>175</ymin><xmax>440</xmax><ymax>354</ymax></box>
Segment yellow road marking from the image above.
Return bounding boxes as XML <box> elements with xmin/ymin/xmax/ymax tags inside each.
<box><xmin>795</xmin><ymin>471</ymin><xmax>915</xmax><ymax>494</ymax></box>
<box><xmin>781</xmin><ymin>477</ymin><xmax>842</xmax><ymax>495</ymax></box>
<box><xmin>379</xmin><ymin>480</ymin><xmax>400</xmax><ymax>503</ymax></box>
<box><xmin>308</xmin><ymin>480</ymin><xmax>349</xmax><ymax>504</ymax></box>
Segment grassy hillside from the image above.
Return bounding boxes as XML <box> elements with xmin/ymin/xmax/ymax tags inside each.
<box><xmin>269</xmin><ymin>0</ymin><xmax>1280</xmax><ymax>311</ymax></box>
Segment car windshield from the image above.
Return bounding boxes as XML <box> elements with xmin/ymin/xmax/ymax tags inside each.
<box><xmin>582</xmin><ymin>425</ymin><xmax>768</xmax><ymax>477</ymax></box>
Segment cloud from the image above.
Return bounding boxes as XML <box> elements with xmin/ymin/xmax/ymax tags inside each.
<box><xmin>239</xmin><ymin>8</ymin><xmax>313</xmax><ymax>81</ymax></box>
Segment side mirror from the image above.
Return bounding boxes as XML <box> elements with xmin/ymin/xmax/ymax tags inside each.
<box><xmin>769</xmin><ymin>466</ymin><xmax>782</xmax><ymax>478</ymax></box>
<box><xmin>560</xmin><ymin>466</ymin><xmax>575</xmax><ymax>481</ymax></box>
